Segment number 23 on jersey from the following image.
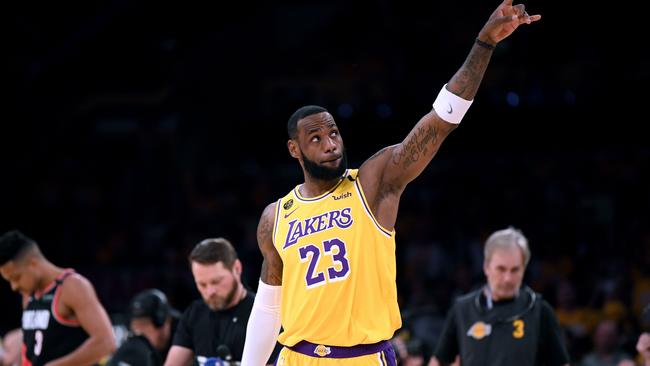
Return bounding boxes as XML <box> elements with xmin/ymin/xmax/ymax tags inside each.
<box><xmin>298</xmin><ymin>238</ymin><xmax>350</xmax><ymax>288</ymax></box>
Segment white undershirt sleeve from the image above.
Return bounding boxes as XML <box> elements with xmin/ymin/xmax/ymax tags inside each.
<box><xmin>241</xmin><ymin>280</ymin><xmax>282</xmax><ymax>366</ymax></box>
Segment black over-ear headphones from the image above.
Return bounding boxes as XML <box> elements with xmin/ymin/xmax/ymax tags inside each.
<box><xmin>150</xmin><ymin>289</ymin><xmax>170</xmax><ymax>328</ymax></box>
<box><xmin>131</xmin><ymin>288</ymin><xmax>170</xmax><ymax>328</ymax></box>
<box><xmin>473</xmin><ymin>285</ymin><xmax>538</xmax><ymax>323</ymax></box>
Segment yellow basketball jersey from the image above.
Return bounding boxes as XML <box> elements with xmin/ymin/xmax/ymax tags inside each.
<box><xmin>272</xmin><ymin>169</ymin><xmax>401</xmax><ymax>347</ymax></box>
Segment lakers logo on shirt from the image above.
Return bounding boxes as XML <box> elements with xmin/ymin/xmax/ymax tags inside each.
<box><xmin>467</xmin><ymin>321</ymin><xmax>492</xmax><ymax>340</ymax></box>
<box><xmin>314</xmin><ymin>345</ymin><xmax>331</xmax><ymax>357</ymax></box>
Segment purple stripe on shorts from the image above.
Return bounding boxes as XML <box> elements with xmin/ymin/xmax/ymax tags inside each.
<box><xmin>288</xmin><ymin>340</ymin><xmax>392</xmax><ymax>359</ymax></box>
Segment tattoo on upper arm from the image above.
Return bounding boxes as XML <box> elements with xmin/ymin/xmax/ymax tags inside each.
<box><xmin>367</xmin><ymin>147</ymin><xmax>390</xmax><ymax>162</ymax></box>
<box><xmin>391</xmin><ymin>124</ymin><xmax>438</xmax><ymax>169</ymax></box>
<box><xmin>257</xmin><ymin>208</ymin><xmax>274</xmax><ymax>247</ymax></box>
<box><xmin>258</xmin><ymin>203</ymin><xmax>283</xmax><ymax>285</ymax></box>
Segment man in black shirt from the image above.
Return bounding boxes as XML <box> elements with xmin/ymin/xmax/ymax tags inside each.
<box><xmin>107</xmin><ymin>289</ymin><xmax>180</xmax><ymax>366</ymax></box>
<box><xmin>164</xmin><ymin>238</ymin><xmax>278</xmax><ymax>366</ymax></box>
<box><xmin>431</xmin><ymin>227</ymin><xmax>570</xmax><ymax>366</ymax></box>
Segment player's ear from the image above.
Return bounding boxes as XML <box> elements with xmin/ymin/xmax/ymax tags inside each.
<box><xmin>287</xmin><ymin>139</ymin><xmax>300</xmax><ymax>159</ymax></box>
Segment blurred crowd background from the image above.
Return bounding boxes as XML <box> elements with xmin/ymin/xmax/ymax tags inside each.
<box><xmin>4</xmin><ymin>0</ymin><xmax>649</xmax><ymax>363</ymax></box>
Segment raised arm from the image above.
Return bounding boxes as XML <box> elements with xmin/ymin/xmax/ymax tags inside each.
<box><xmin>47</xmin><ymin>275</ymin><xmax>116</xmax><ymax>366</ymax></box>
<box><xmin>241</xmin><ymin>202</ymin><xmax>283</xmax><ymax>366</ymax></box>
<box><xmin>358</xmin><ymin>0</ymin><xmax>540</xmax><ymax>229</ymax></box>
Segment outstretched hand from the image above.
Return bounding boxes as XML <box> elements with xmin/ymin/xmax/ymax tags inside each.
<box><xmin>478</xmin><ymin>0</ymin><xmax>541</xmax><ymax>45</ymax></box>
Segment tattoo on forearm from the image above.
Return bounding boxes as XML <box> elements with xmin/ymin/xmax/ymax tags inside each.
<box><xmin>449</xmin><ymin>46</ymin><xmax>492</xmax><ymax>100</ymax></box>
<box><xmin>391</xmin><ymin>124</ymin><xmax>437</xmax><ymax>169</ymax></box>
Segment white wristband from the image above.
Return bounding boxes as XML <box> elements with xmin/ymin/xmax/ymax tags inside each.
<box><xmin>432</xmin><ymin>83</ymin><xmax>473</xmax><ymax>124</ymax></box>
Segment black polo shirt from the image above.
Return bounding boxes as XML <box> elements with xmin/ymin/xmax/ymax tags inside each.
<box><xmin>434</xmin><ymin>286</ymin><xmax>570</xmax><ymax>366</ymax></box>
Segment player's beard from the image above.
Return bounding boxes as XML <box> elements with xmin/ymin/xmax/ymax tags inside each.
<box><xmin>205</xmin><ymin>276</ymin><xmax>239</xmax><ymax>311</ymax></box>
<box><xmin>302</xmin><ymin>149</ymin><xmax>348</xmax><ymax>181</ymax></box>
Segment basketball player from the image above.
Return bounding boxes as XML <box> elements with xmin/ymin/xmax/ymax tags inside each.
<box><xmin>0</xmin><ymin>230</ymin><xmax>116</xmax><ymax>366</ymax></box>
<box><xmin>241</xmin><ymin>0</ymin><xmax>541</xmax><ymax>364</ymax></box>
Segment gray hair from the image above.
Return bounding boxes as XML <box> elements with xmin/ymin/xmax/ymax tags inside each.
<box><xmin>484</xmin><ymin>227</ymin><xmax>531</xmax><ymax>267</ymax></box>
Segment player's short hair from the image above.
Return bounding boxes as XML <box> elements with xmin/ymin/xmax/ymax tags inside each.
<box><xmin>0</xmin><ymin>230</ymin><xmax>38</xmax><ymax>266</ymax></box>
<box><xmin>484</xmin><ymin>226</ymin><xmax>531</xmax><ymax>267</ymax></box>
<box><xmin>287</xmin><ymin>105</ymin><xmax>328</xmax><ymax>139</ymax></box>
<box><xmin>188</xmin><ymin>237</ymin><xmax>238</xmax><ymax>269</ymax></box>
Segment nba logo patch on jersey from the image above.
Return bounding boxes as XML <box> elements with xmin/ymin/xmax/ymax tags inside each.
<box><xmin>314</xmin><ymin>344</ymin><xmax>331</xmax><ymax>357</ymax></box>
<box><xmin>467</xmin><ymin>321</ymin><xmax>492</xmax><ymax>340</ymax></box>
